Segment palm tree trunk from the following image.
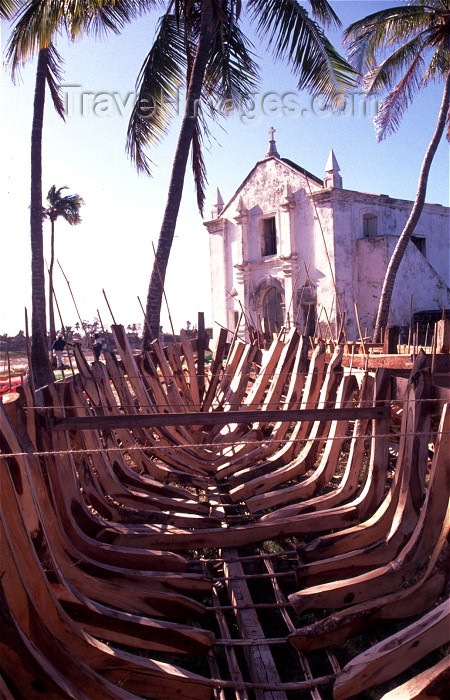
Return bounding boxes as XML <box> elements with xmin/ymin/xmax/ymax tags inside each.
<box><xmin>30</xmin><ymin>48</ymin><xmax>53</xmax><ymax>388</ymax></box>
<box><xmin>142</xmin><ymin>0</ymin><xmax>214</xmax><ymax>348</ymax></box>
<box><xmin>49</xmin><ymin>217</ymin><xmax>56</xmax><ymax>342</ymax></box>
<box><xmin>373</xmin><ymin>72</ymin><xmax>450</xmax><ymax>342</ymax></box>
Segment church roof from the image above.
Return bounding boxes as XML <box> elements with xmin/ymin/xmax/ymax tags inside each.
<box><xmin>214</xmin><ymin>154</ymin><xmax>323</xmax><ymax>220</ymax></box>
<box><xmin>280</xmin><ymin>158</ymin><xmax>323</xmax><ymax>186</ymax></box>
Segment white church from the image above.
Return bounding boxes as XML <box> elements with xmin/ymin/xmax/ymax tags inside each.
<box><xmin>204</xmin><ymin>128</ymin><xmax>450</xmax><ymax>343</ymax></box>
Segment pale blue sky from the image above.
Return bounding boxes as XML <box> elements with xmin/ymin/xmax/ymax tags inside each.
<box><xmin>1</xmin><ymin>1</ymin><xmax>448</xmax><ymax>336</ymax></box>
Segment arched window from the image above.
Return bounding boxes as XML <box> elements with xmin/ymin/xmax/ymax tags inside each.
<box><xmin>262</xmin><ymin>287</ymin><xmax>283</xmax><ymax>335</ymax></box>
<box><xmin>363</xmin><ymin>213</ymin><xmax>378</xmax><ymax>238</ymax></box>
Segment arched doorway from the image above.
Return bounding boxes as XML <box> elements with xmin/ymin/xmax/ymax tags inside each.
<box><xmin>261</xmin><ymin>286</ymin><xmax>284</xmax><ymax>336</ymax></box>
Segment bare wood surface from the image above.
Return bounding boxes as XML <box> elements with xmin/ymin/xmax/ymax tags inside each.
<box><xmin>379</xmin><ymin>655</ymin><xmax>450</xmax><ymax>699</ymax></box>
<box><xmin>53</xmin><ymin>405</ymin><xmax>388</xmax><ymax>431</ymax></box>
<box><xmin>223</xmin><ymin>548</ymin><xmax>287</xmax><ymax>700</ymax></box>
<box><xmin>333</xmin><ymin>601</ymin><xmax>449</xmax><ymax>700</ymax></box>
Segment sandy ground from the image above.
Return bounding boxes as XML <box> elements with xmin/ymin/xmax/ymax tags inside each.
<box><xmin>0</xmin><ymin>347</ymin><xmax>95</xmax><ymax>383</ymax></box>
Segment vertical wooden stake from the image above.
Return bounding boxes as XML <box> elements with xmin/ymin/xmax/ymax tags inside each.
<box><xmin>431</xmin><ymin>322</ymin><xmax>437</xmax><ymax>375</ymax></box>
<box><xmin>102</xmin><ymin>289</ymin><xmax>117</xmax><ymax>326</ymax></box>
<box><xmin>353</xmin><ymin>302</ymin><xmax>367</xmax><ymax>357</ymax></box>
<box><xmin>58</xmin><ymin>260</ymin><xmax>87</xmax><ymax>338</ymax></box>
<box><xmin>197</xmin><ymin>311</ymin><xmax>206</xmax><ymax>401</ymax></box>
<box><xmin>6</xmin><ymin>345</ymin><xmax>12</xmax><ymax>393</ymax></box>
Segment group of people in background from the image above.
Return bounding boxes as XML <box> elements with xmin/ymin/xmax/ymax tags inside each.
<box><xmin>51</xmin><ymin>332</ymin><xmax>105</xmax><ymax>369</ymax></box>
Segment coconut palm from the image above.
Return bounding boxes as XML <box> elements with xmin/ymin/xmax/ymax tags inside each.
<box><xmin>344</xmin><ymin>0</ymin><xmax>450</xmax><ymax>341</ymax></box>
<box><xmin>43</xmin><ymin>185</ymin><xmax>84</xmax><ymax>342</ymax></box>
<box><xmin>6</xmin><ymin>0</ymin><xmax>153</xmax><ymax>388</ymax></box>
<box><xmin>127</xmin><ymin>0</ymin><xmax>358</xmax><ymax>346</ymax></box>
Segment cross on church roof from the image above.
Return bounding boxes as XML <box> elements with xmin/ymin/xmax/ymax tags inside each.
<box><xmin>265</xmin><ymin>126</ymin><xmax>280</xmax><ymax>158</ymax></box>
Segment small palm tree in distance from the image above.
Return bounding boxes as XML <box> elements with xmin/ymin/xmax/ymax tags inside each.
<box><xmin>43</xmin><ymin>185</ymin><xmax>84</xmax><ymax>342</ymax></box>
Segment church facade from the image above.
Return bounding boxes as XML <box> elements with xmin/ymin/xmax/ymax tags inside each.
<box><xmin>204</xmin><ymin>129</ymin><xmax>449</xmax><ymax>342</ymax></box>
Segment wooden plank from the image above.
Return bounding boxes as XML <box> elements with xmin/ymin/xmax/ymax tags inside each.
<box><xmin>179</xmin><ymin>329</ymin><xmax>201</xmax><ymax>410</ymax></box>
<box><xmin>333</xmin><ymin>601</ymin><xmax>449</xmax><ymax>700</ymax></box>
<box><xmin>197</xmin><ymin>311</ymin><xmax>206</xmax><ymax>401</ymax></box>
<box><xmin>201</xmin><ymin>327</ymin><xmax>228</xmax><ymax>412</ymax></box>
<box><xmin>223</xmin><ymin>548</ymin><xmax>287</xmax><ymax>700</ymax></box>
<box><xmin>383</xmin><ymin>326</ymin><xmax>399</xmax><ymax>355</ymax></box>
<box><xmin>379</xmin><ymin>655</ymin><xmax>450</xmax><ymax>699</ymax></box>
<box><xmin>53</xmin><ymin>406</ymin><xmax>389</xmax><ymax>432</ymax></box>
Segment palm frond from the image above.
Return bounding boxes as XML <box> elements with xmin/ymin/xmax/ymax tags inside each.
<box><xmin>204</xmin><ymin>17</ymin><xmax>259</xmax><ymax>110</ymax></box>
<box><xmin>191</xmin><ymin>115</ymin><xmax>208</xmax><ymax>215</ymax></box>
<box><xmin>44</xmin><ymin>44</ymin><xmax>65</xmax><ymax>120</ymax></box>
<box><xmin>6</xmin><ymin>0</ymin><xmax>158</xmax><ymax>75</ymax></box>
<box><xmin>344</xmin><ymin>4</ymin><xmax>432</xmax><ymax>75</ymax></box>
<box><xmin>6</xmin><ymin>0</ymin><xmax>66</xmax><ymax>74</ymax></box>
<box><xmin>126</xmin><ymin>12</ymin><xmax>187</xmax><ymax>175</ymax></box>
<box><xmin>248</xmin><ymin>0</ymin><xmax>358</xmax><ymax>106</ymax></box>
<box><xmin>423</xmin><ymin>45</ymin><xmax>450</xmax><ymax>84</ymax></box>
<box><xmin>44</xmin><ymin>185</ymin><xmax>84</xmax><ymax>224</ymax></box>
<box><xmin>344</xmin><ymin>0</ymin><xmax>450</xmax><ymax>140</ymax></box>
<box><xmin>308</xmin><ymin>0</ymin><xmax>341</xmax><ymax>30</ymax></box>
<box><xmin>78</xmin><ymin>0</ymin><xmax>161</xmax><ymax>39</ymax></box>
<box><xmin>373</xmin><ymin>51</ymin><xmax>425</xmax><ymax>140</ymax></box>
<box><xmin>362</xmin><ymin>33</ymin><xmax>427</xmax><ymax>94</ymax></box>
<box><xmin>0</xmin><ymin>0</ymin><xmax>19</xmax><ymax>20</ymax></box>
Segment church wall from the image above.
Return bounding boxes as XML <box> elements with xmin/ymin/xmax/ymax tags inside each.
<box><xmin>206</xmin><ymin>150</ymin><xmax>449</xmax><ymax>343</ymax></box>
<box><xmin>356</xmin><ymin>235</ymin><xmax>450</xmax><ymax>333</ymax></box>
<box><xmin>208</xmin><ymin>221</ymin><xmax>228</xmax><ymax>333</ymax></box>
<box><xmin>214</xmin><ymin>158</ymin><xmax>323</xmax><ymax>337</ymax></box>
<box><xmin>323</xmin><ymin>191</ymin><xmax>449</xmax><ymax>338</ymax></box>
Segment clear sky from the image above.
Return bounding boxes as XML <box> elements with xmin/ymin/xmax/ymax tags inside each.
<box><xmin>1</xmin><ymin>1</ymin><xmax>448</xmax><ymax>337</ymax></box>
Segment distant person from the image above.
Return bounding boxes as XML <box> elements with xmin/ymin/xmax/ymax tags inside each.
<box><xmin>92</xmin><ymin>334</ymin><xmax>103</xmax><ymax>361</ymax></box>
<box><xmin>52</xmin><ymin>333</ymin><xmax>67</xmax><ymax>369</ymax></box>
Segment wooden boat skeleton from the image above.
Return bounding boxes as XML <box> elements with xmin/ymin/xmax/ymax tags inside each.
<box><xmin>1</xmin><ymin>327</ymin><xmax>448</xmax><ymax>699</ymax></box>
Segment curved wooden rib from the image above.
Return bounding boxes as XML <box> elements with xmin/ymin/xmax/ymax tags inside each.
<box><xmin>220</xmin><ymin>343</ymin><xmax>327</xmax><ymax>486</ymax></box>
<box><xmin>289</xmin><ymin>362</ymin><xmax>436</xmax><ymax>614</ymax></box>
<box><xmin>379</xmin><ymin>655</ymin><xmax>450</xmax><ymax>700</ymax></box>
<box><xmin>332</xmin><ymin>601</ymin><xmax>449</xmax><ymax>700</ymax></box>
<box><xmin>301</xmin><ymin>353</ymin><xmax>429</xmax><ymax>564</ymax></box>
<box><xmin>259</xmin><ymin>371</ymin><xmax>375</xmax><ymax>521</ymax></box>
<box><xmin>245</xmin><ymin>373</ymin><xmax>357</xmax><ymax>513</ymax></box>
<box><xmin>1</xmin><ymin>401</ymin><xmax>211</xmax><ymax>619</ymax></box>
<box><xmin>229</xmin><ymin>345</ymin><xmax>341</xmax><ymax>502</ymax></box>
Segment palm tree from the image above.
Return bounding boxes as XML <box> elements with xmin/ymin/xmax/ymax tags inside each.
<box><xmin>127</xmin><ymin>0</ymin><xmax>358</xmax><ymax>346</ymax></box>
<box><xmin>6</xmin><ymin>0</ymin><xmax>152</xmax><ymax>388</ymax></box>
<box><xmin>43</xmin><ymin>185</ymin><xmax>84</xmax><ymax>342</ymax></box>
<box><xmin>344</xmin><ymin>0</ymin><xmax>450</xmax><ymax>341</ymax></box>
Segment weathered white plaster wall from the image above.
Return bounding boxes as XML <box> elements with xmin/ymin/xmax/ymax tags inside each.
<box><xmin>356</xmin><ymin>236</ymin><xmax>450</xmax><ymax>332</ymax></box>
<box><xmin>328</xmin><ymin>190</ymin><xmax>449</xmax><ymax>336</ymax></box>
